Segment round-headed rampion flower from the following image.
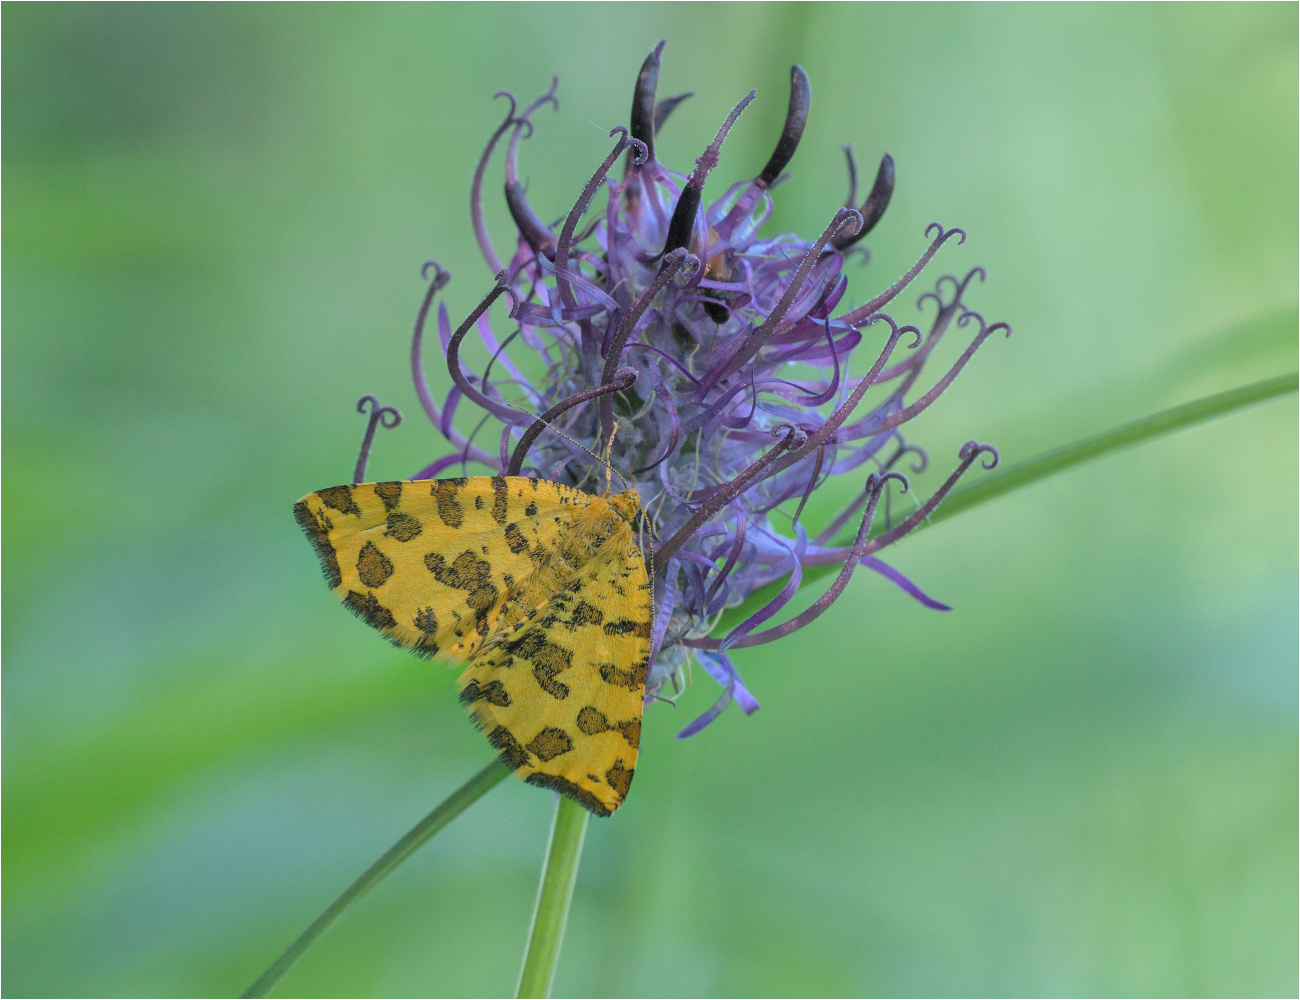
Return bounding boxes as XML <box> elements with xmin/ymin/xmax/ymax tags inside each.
<box><xmin>403</xmin><ymin>44</ymin><xmax>1009</xmax><ymax>736</ymax></box>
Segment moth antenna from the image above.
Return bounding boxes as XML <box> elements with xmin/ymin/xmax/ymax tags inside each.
<box><xmin>645</xmin><ymin>509</ymin><xmax>657</xmax><ymax>624</ymax></box>
<box><xmin>499</xmin><ymin>396</ymin><xmax>630</xmax><ymax>494</ymax></box>
<box><xmin>605</xmin><ymin>420</ymin><xmax>620</xmax><ymax>495</ymax></box>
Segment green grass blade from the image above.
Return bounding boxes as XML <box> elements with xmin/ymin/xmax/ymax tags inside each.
<box><xmin>921</xmin><ymin>371</ymin><xmax>1298</xmax><ymax>528</ymax></box>
<box><xmin>242</xmin><ymin>759</ymin><xmax>510</xmax><ymax>998</ymax></box>
<box><xmin>716</xmin><ymin>372</ymin><xmax>1297</xmax><ymax>633</ymax></box>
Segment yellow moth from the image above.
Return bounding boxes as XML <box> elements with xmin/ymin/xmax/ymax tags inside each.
<box><xmin>294</xmin><ymin>476</ymin><xmax>650</xmax><ymax>817</ymax></box>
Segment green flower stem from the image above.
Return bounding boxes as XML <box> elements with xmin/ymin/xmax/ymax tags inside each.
<box><xmin>717</xmin><ymin>371</ymin><xmax>1298</xmax><ymax>633</ymax></box>
<box><xmin>242</xmin><ymin>759</ymin><xmax>510</xmax><ymax>999</ymax></box>
<box><xmin>516</xmin><ymin>795</ymin><xmax>590</xmax><ymax>998</ymax></box>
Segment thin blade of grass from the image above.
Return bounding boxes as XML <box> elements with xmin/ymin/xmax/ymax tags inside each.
<box><xmin>716</xmin><ymin>371</ymin><xmax>1297</xmax><ymax>633</ymax></box>
<box><xmin>242</xmin><ymin>759</ymin><xmax>510</xmax><ymax>998</ymax></box>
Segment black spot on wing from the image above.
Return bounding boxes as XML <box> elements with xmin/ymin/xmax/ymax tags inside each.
<box><xmin>490</xmin><ymin>477</ymin><xmax>509</xmax><ymax>523</ymax></box>
<box><xmin>603</xmin><ymin>617</ymin><xmax>651</xmax><ymax>638</ymax></box>
<box><xmin>605</xmin><ymin>760</ymin><xmax>634</xmax><ymax>800</ymax></box>
<box><xmin>487</xmin><ymin>726</ymin><xmax>530</xmax><ymax>770</ymax></box>
<box><xmin>461</xmin><ymin>679</ymin><xmax>511</xmax><ymax>707</ymax></box>
<box><xmin>526</xmin><ymin>726</ymin><xmax>573</xmax><ymax>761</ymax></box>
<box><xmin>343</xmin><ymin>590</ymin><xmax>397</xmax><ymax>630</ymax></box>
<box><xmin>317</xmin><ymin>485</ymin><xmax>360</xmax><ymax>516</ymax></box>
<box><xmin>524</xmin><ymin>772</ymin><xmax>612</xmax><ymax>817</ymax></box>
<box><xmin>356</xmin><ymin>541</ymin><xmax>394</xmax><ymax>588</ymax></box>
<box><xmin>570</xmin><ymin>601</ymin><xmax>603</xmax><ymax>628</ymax></box>
<box><xmin>374</xmin><ymin>481</ymin><xmax>403</xmax><ymax>511</ymax></box>
<box><xmin>577</xmin><ymin>706</ymin><xmax>640</xmax><ymax>747</ymax></box>
<box><xmin>599</xmin><ymin>662</ymin><xmax>644</xmax><ymax>691</ymax></box>
<box><xmin>412</xmin><ymin>634</ymin><xmax>441</xmax><ymax>657</ymax></box>
<box><xmin>294</xmin><ymin>500</ymin><xmax>342</xmax><ymax>589</ymax></box>
<box><xmin>576</xmin><ymin>706</ymin><xmax>610</xmax><ymax>735</ymax></box>
<box><xmin>501</xmin><ymin>627</ymin><xmax>572</xmax><ymax>699</ymax></box>
<box><xmin>618</xmin><ymin>717</ymin><xmax>641</xmax><ymax>748</ymax></box>
<box><xmin>425</xmin><ymin>549</ymin><xmax>498</xmax><ymax>635</ymax></box>
<box><xmin>503</xmin><ymin>523</ymin><xmax>529</xmax><ymax>554</ymax></box>
<box><xmin>429</xmin><ymin>480</ymin><xmax>465</xmax><ymax>528</ymax></box>
<box><xmin>384</xmin><ymin>511</ymin><xmax>423</xmax><ymax>542</ymax></box>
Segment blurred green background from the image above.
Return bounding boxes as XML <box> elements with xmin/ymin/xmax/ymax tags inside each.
<box><xmin>4</xmin><ymin>4</ymin><xmax>1296</xmax><ymax>997</ymax></box>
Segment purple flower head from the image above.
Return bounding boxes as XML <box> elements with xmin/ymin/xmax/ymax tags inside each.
<box><xmin>401</xmin><ymin>44</ymin><xmax>1009</xmax><ymax>737</ymax></box>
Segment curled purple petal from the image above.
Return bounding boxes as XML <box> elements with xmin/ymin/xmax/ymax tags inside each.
<box><xmin>677</xmin><ymin>651</ymin><xmax>759</xmax><ymax>738</ymax></box>
<box><xmin>719</xmin><ymin>528</ymin><xmax>804</xmax><ymax>650</ymax></box>
<box><xmin>861</xmin><ymin>556</ymin><xmax>951</xmax><ymax>610</ymax></box>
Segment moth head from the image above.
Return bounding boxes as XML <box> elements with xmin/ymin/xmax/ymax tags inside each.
<box><xmin>605</xmin><ymin>489</ymin><xmax>642</xmax><ymax>524</ymax></box>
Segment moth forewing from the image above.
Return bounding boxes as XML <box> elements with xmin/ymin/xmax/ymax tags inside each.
<box><xmin>295</xmin><ymin>476</ymin><xmax>653</xmax><ymax>815</ymax></box>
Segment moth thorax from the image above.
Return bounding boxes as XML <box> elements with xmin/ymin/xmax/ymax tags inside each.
<box><xmin>605</xmin><ymin>489</ymin><xmax>642</xmax><ymax>524</ymax></box>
